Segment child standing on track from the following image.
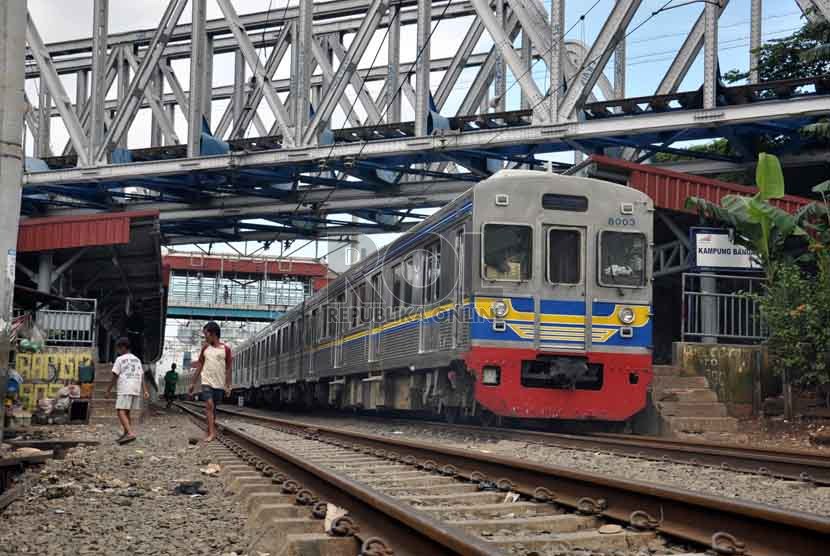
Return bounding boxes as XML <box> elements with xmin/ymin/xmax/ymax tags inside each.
<box><xmin>106</xmin><ymin>337</ymin><xmax>150</xmax><ymax>444</ymax></box>
<box><xmin>189</xmin><ymin>321</ymin><xmax>232</xmax><ymax>443</ymax></box>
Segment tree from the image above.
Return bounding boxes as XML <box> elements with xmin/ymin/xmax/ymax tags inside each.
<box><xmin>724</xmin><ymin>14</ymin><xmax>830</xmax><ymax>84</ymax></box>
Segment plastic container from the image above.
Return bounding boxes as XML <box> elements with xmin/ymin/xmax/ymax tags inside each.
<box><xmin>78</xmin><ymin>365</ymin><xmax>94</xmax><ymax>383</ymax></box>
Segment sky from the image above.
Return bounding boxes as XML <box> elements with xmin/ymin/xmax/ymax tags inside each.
<box><xmin>23</xmin><ymin>0</ymin><xmax>809</xmax><ymax>367</ymax></box>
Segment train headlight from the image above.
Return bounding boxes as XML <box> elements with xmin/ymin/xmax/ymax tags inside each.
<box><xmin>491</xmin><ymin>300</ymin><xmax>508</xmax><ymax>318</ymax></box>
<box><xmin>618</xmin><ymin>307</ymin><xmax>636</xmax><ymax>324</ymax></box>
<box><xmin>482</xmin><ymin>366</ymin><xmax>501</xmax><ymax>385</ymax></box>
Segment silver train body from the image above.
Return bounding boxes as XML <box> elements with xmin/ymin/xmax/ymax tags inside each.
<box><xmin>231</xmin><ymin>170</ymin><xmax>654</xmax><ymax>422</ymax></box>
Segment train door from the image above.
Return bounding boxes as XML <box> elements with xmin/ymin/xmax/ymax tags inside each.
<box><xmin>541</xmin><ymin>225</ymin><xmax>588</xmax><ymax>352</ymax></box>
<box><xmin>453</xmin><ymin>229</ymin><xmax>465</xmax><ymax>347</ymax></box>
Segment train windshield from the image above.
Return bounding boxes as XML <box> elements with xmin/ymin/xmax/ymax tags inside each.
<box><xmin>483</xmin><ymin>224</ymin><xmax>533</xmax><ymax>281</ymax></box>
<box><xmin>599</xmin><ymin>231</ymin><xmax>646</xmax><ymax>287</ymax></box>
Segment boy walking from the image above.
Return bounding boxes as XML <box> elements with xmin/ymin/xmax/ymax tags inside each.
<box><xmin>106</xmin><ymin>337</ymin><xmax>149</xmax><ymax>444</ymax></box>
<box><xmin>189</xmin><ymin>322</ymin><xmax>232</xmax><ymax>442</ymax></box>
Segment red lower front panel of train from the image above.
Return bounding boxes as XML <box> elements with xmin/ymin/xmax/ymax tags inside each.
<box><xmin>464</xmin><ymin>347</ymin><xmax>653</xmax><ymax>421</ymax></box>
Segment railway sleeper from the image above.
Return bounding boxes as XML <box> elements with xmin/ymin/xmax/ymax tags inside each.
<box><xmin>484</xmin><ymin>529</ymin><xmax>658</xmax><ymax>552</ymax></box>
<box><xmin>448</xmin><ymin>514</ymin><xmax>599</xmax><ymax>535</ymax></box>
<box><xmin>420</xmin><ymin>501</ymin><xmax>563</xmax><ymax>520</ymax></box>
<box><xmin>379</xmin><ymin>483</ymin><xmax>481</xmax><ymax>495</ymax></box>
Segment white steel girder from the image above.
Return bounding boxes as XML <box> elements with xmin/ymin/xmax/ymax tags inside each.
<box><xmin>415</xmin><ymin>0</ymin><xmax>432</xmax><ymax>136</ymax></box>
<box><xmin>303</xmin><ymin>0</ymin><xmax>387</xmax><ymax>144</ymax></box>
<box><xmin>558</xmin><ymin>0</ymin><xmax>642</xmax><ymax>119</ymax></box>
<box><xmin>188</xmin><ymin>0</ymin><xmax>207</xmax><ymax>156</ymax></box>
<box><xmin>223</xmin><ymin>22</ymin><xmax>292</xmax><ymax>139</ymax></box>
<box><xmin>26</xmin><ymin>13</ymin><xmax>90</xmax><ymax>165</ymax></box>
<box><xmin>99</xmin><ymin>0</ymin><xmax>187</xmax><ymax>159</ymax></box>
<box><xmin>25</xmin><ymin>95</ymin><xmax>830</xmax><ymax>188</ymax></box>
<box><xmin>216</xmin><ymin>0</ymin><xmax>295</xmax><ymax>146</ymax></box>
<box><xmin>291</xmin><ymin>0</ymin><xmax>314</xmax><ymax>144</ymax></box>
<box><xmin>469</xmin><ymin>0</ymin><xmax>547</xmax><ymax>121</ymax></box>
<box><xmin>655</xmin><ymin>0</ymin><xmax>730</xmax><ymax>96</ymax></box>
<box><xmin>309</xmin><ymin>38</ymin><xmax>364</xmax><ymax>128</ymax></box>
<box><xmin>327</xmin><ymin>37</ymin><xmax>383</xmax><ymax>125</ymax></box>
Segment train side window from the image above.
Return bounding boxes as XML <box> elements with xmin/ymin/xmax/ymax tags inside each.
<box><xmin>311</xmin><ymin>309</ymin><xmax>319</xmax><ymax>343</ymax></box>
<box><xmin>598</xmin><ymin>231</ymin><xmax>646</xmax><ymax>287</ymax></box>
<box><xmin>547</xmin><ymin>228</ymin><xmax>582</xmax><ymax>284</ymax></box>
<box><xmin>352</xmin><ymin>283</ymin><xmax>365</xmax><ymax>328</ymax></box>
<box><xmin>482</xmin><ymin>224</ymin><xmax>533</xmax><ymax>281</ymax></box>
<box><xmin>392</xmin><ymin>264</ymin><xmax>404</xmax><ymax>310</ymax></box>
<box><xmin>422</xmin><ymin>241</ymin><xmax>441</xmax><ymax>304</ymax></box>
<box><xmin>370</xmin><ymin>273</ymin><xmax>382</xmax><ymax>321</ymax></box>
<box><xmin>403</xmin><ymin>256</ymin><xmax>415</xmax><ymax>306</ymax></box>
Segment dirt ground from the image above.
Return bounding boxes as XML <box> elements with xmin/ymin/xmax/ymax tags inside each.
<box><xmin>1</xmin><ymin>407</ymin><xmax>251</xmax><ymax>556</ymax></box>
<box><xmin>734</xmin><ymin>416</ymin><xmax>830</xmax><ymax>452</ymax></box>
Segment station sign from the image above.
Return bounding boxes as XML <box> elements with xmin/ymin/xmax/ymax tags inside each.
<box><xmin>690</xmin><ymin>227</ymin><xmax>762</xmax><ymax>272</ymax></box>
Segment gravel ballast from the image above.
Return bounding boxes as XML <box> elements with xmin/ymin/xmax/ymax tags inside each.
<box><xmin>0</xmin><ymin>410</ymin><xmax>250</xmax><ymax>556</ymax></box>
<box><xmin>223</xmin><ymin>411</ymin><xmax>830</xmax><ymax>517</ymax></box>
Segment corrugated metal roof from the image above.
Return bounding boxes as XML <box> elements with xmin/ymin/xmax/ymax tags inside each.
<box><xmin>17</xmin><ymin>210</ymin><xmax>159</xmax><ymax>253</ymax></box>
<box><xmin>163</xmin><ymin>254</ymin><xmax>329</xmax><ymax>277</ymax></box>
<box><xmin>590</xmin><ymin>155</ymin><xmax>810</xmax><ymax>214</ymax></box>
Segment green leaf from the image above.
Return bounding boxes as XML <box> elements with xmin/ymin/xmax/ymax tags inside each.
<box><xmin>756</xmin><ymin>153</ymin><xmax>785</xmax><ymax>200</ymax></box>
<box><xmin>813</xmin><ymin>180</ymin><xmax>830</xmax><ymax>194</ymax></box>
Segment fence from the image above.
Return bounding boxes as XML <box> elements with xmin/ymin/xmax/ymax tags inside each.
<box><xmin>36</xmin><ymin>298</ymin><xmax>97</xmax><ymax>346</ymax></box>
<box><xmin>682</xmin><ymin>273</ymin><xmax>767</xmax><ymax>343</ymax></box>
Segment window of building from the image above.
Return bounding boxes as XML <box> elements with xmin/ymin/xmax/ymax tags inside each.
<box><xmin>599</xmin><ymin>231</ymin><xmax>647</xmax><ymax>287</ymax></box>
<box><xmin>482</xmin><ymin>224</ymin><xmax>533</xmax><ymax>281</ymax></box>
<box><xmin>547</xmin><ymin>228</ymin><xmax>582</xmax><ymax>284</ymax></box>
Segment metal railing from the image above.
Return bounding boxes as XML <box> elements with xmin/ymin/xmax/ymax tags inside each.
<box><xmin>36</xmin><ymin>298</ymin><xmax>97</xmax><ymax>346</ymax></box>
<box><xmin>167</xmin><ymin>272</ymin><xmax>310</xmax><ymax>308</ymax></box>
<box><xmin>682</xmin><ymin>273</ymin><xmax>767</xmax><ymax>343</ymax></box>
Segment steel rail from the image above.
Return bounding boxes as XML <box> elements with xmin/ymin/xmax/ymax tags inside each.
<box><xmin>206</xmin><ymin>404</ymin><xmax>830</xmax><ymax>556</ymax></box>
<box><xmin>352</xmin><ymin>416</ymin><xmax>830</xmax><ymax>486</ymax></box>
<box><xmin>179</xmin><ymin>403</ymin><xmax>502</xmax><ymax>556</ymax></box>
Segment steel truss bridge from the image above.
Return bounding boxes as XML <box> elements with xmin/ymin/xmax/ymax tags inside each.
<box><xmin>18</xmin><ymin>0</ymin><xmax>830</xmax><ymax>245</ymax></box>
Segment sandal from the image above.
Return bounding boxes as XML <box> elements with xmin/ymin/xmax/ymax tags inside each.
<box><xmin>118</xmin><ymin>435</ymin><xmax>137</xmax><ymax>445</ymax></box>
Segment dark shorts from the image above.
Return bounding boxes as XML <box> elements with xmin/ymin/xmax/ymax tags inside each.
<box><xmin>201</xmin><ymin>386</ymin><xmax>224</xmax><ymax>405</ymax></box>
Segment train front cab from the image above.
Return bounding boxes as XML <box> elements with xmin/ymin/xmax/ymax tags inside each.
<box><xmin>464</xmin><ymin>171</ymin><xmax>653</xmax><ymax>422</ymax></box>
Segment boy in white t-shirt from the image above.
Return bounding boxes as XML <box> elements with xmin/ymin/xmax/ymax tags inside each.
<box><xmin>106</xmin><ymin>337</ymin><xmax>149</xmax><ymax>444</ymax></box>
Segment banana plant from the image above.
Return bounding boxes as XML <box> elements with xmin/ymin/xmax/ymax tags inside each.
<box><xmin>685</xmin><ymin>153</ymin><xmax>807</xmax><ymax>280</ymax></box>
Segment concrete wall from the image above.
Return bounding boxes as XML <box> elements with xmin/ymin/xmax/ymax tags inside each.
<box><xmin>672</xmin><ymin>342</ymin><xmax>771</xmax><ymax>417</ymax></box>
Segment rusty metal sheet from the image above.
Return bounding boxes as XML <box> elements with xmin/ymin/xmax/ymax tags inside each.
<box><xmin>17</xmin><ymin>210</ymin><xmax>159</xmax><ymax>253</ymax></box>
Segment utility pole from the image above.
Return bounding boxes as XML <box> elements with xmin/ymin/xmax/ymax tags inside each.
<box><xmin>0</xmin><ymin>1</ymin><xmax>26</xmax><ymax>443</ymax></box>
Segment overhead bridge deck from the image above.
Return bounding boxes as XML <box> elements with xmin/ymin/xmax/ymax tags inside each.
<box><xmin>22</xmin><ymin>76</ymin><xmax>829</xmax><ymax>244</ymax></box>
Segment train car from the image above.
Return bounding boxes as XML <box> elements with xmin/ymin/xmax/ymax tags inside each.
<box><xmin>232</xmin><ymin>169</ymin><xmax>653</xmax><ymax>423</ymax></box>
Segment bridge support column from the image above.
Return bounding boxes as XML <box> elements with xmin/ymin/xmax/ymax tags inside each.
<box><xmin>749</xmin><ymin>0</ymin><xmax>762</xmax><ymax>84</ymax></box>
<box><xmin>89</xmin><ymin>0</ymin><xmax>108</xmax><ymax>164</ymax></box>
<box><xmin>614</xmin><ymin>0</ymin><xmax>626</xmax><ymax>99</ymax></box>
<box><xmin>703</xmin><ymin>0</ymin><xmax>718</xmax><ymax>109</ymax></box>
<box><xmin>188</xmin><ymin>0</ymin><xmax>207</xmax><ymax>156</ymax></box>
<box><xmin>0</xmin><ymin>0</ymin><xmax>26</xmax><ymax>443</ymax></box>
<box><xmin>387</xmin><ymin>4</ymin><xmax>401</xmax><ymax>123</ymax></box>
<box><xmin>414</xmin><ymin>0</ymin><xmax>431</xmax><ymax>137</ymax></box>
<box><xmin>549</xmin><ymin>0</ymin><xmax>564</xmax><ymax>122</ymax></box>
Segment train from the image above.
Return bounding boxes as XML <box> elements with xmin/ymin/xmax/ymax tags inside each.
<box><xmin>231</xmin><ymin>169</ymin><xmax>654</xmax><ymax>424</ymax></box>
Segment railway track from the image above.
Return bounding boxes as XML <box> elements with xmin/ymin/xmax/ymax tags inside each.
<box><xmin>202</xmin><ymin>403</ymin><xmax>830</xmax><ymax>486</ymax></box>
<box><xmin>180</xmin><ymin>402</ymin><xmax>830</xmax><ymax>556</ymax></box>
